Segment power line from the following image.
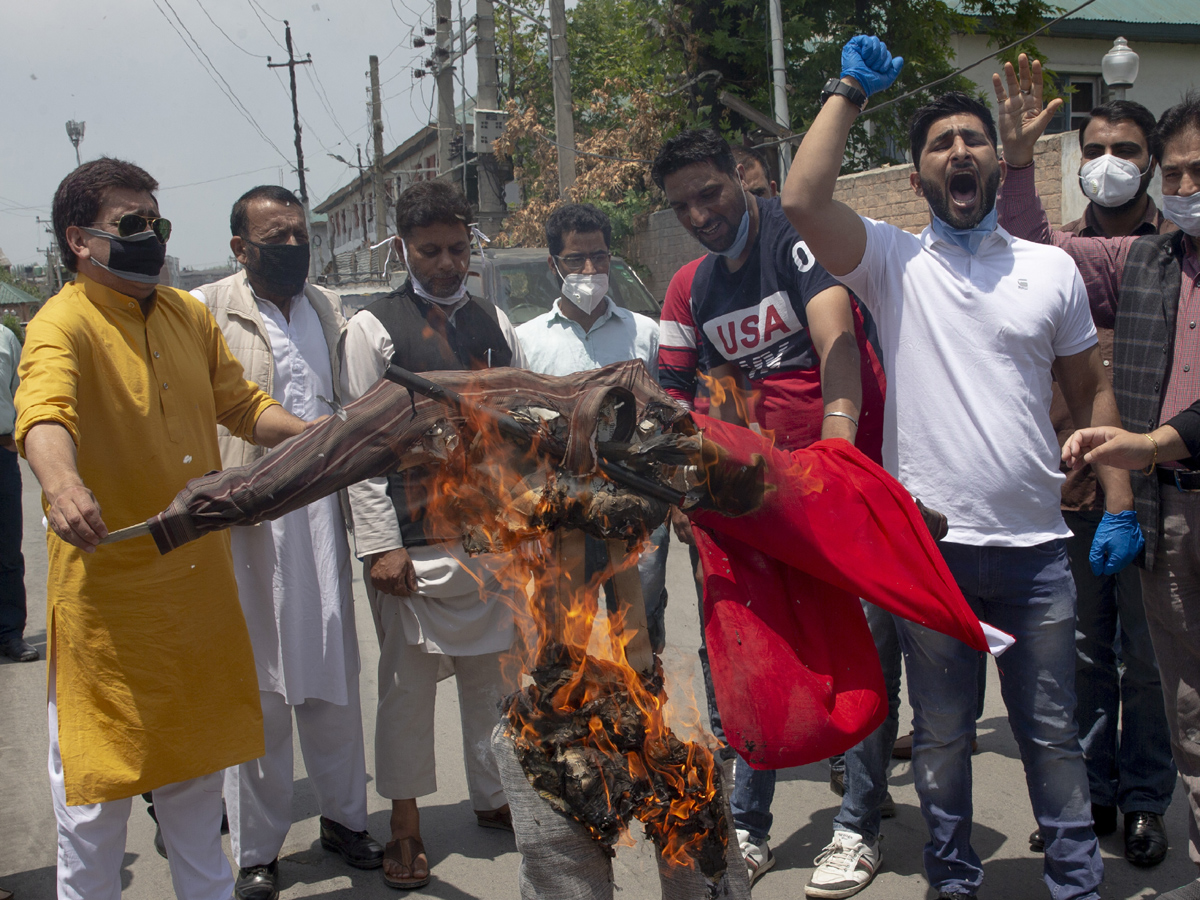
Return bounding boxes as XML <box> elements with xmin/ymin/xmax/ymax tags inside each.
<box><xmin>271</xmin><ymin>67</ymin><xmax>336</xmax><ymax>155</ymax></box>
<box><xmin>191</xmin><ymin>0</ymin><xmax>269</xmax><ymax>58</ymax></box>
<box><xmin>754</xmin><ymin>0</ymin><xmax>1103</xmax><ymax>150</ymax></box>
<box><xmin>244</xmin><ymin>0</ymin><xmax>285</xmax><ymax>48</ymax></box>
<box><xmin>248</xmin><ymin>0</ymin><xmax>284</xmax><ymax>24</ymax></box>
<box><xmin>151</xmin><ymin>0</ymin><xmax>293</xmax><ymax>165</ymax></box>
<box><xmin>159</xmin><ymin>165</ymin><xmax>282</xmax><ymax>190</ymax></box>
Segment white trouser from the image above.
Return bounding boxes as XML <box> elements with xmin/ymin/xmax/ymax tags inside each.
<box><xmin>48</xmin><ymin>664</ymin><xmax>233</xmax><ymax>900</ymax></box>
<box><xmin>372</xmin><ymin>590</ymin><xmax>509</xmax><ymax>808</ymax></box>
<box><xmin>224</xmin><ymin>681</ymin><xmax>369</xmax><ymax>868</ymax></box>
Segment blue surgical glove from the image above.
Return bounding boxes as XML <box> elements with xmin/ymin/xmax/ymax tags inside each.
<box><xmin>841</xmin><ymin>35</ymin><xmax>904</xmax><ymax>97</ymax></box>
<box><xmin>1089</xmin><ymin>509</ymin><xmax>1144</xmax><ymax>576</ymax></box>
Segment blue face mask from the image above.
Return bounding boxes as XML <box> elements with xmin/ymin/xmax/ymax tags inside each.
<box><xmin>716</xmin><ymin>190</ymin><xmax>752</xmax><ymax>259</ymax></box>
<box><xmin>928</xmin><ymin>205</ymin><xmax>999</xmax><ymax>255</ymax></box>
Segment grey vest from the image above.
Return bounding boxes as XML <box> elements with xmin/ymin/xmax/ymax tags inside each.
<box><xmin>1112</xmin><ymin>229</ymin><xmax>1188</xmax><ymax>569</ymax></box>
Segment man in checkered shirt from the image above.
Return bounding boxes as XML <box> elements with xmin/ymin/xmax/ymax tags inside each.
<box><xmin>997</xmin><ymin>69</ymin><xmax>1200</xmax><ymax>900</ymax></box>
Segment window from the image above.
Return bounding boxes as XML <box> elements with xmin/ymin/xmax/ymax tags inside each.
<box><xmin>1045</xmin><ymin>74</ymin><xmax>1107</xmax><ymax>135</ymax></box>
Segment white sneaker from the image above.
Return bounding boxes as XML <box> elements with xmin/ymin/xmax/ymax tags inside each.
<box><xmin>736</xmin><ymin>828</ymin><xmax>776</xmax><ymax>887</ymax></box>
<box><xmin>805</xmin><ymin>830</ymin><xmax>882</xmax><ymax>898</ymax></box>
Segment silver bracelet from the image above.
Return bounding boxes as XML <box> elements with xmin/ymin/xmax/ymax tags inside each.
<box><xmin>823</xmin><ymin>411</ymin><xmax>859</xmax><ymax>428</ymax></box>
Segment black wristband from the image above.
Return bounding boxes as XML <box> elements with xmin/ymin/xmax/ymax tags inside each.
<box><xmin>820</xmin><ymin>77</ymin><xmax>868</xmax><ymax>112</ymax></box>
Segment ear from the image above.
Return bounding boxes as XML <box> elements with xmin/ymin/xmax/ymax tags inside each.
<box><xmin>736</xmin><ymin>163</ymin><xmax>747</xmax><ymax>184</ymax></box>
<box><xmin>64</xmin><ymin>225</ymin><xmax>92</xmax><ymax>265</ymax></box>
<box><xmin>999</xmin><ymin>158</ymin><xmax>1008</xmax><ymax>187</ymax></box>
<box><xmin>909</xmin><ymin>170</ymin><xmax>924</xmax><ymax>196</ymax></box>
<box><xmin>230</xmin><ymin>236</ymin><xmax>249</xmax><ymax>268</ymax></box>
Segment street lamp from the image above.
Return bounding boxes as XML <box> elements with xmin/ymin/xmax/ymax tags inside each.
<box><xmin>65</xmin><ymin>120</ymin><xmax>85</xmax><ymax>167</ymax></box>
<box><xmin>1101</xmin><ymin>37</ymin><xmax>1139</xmax><ymax>101</ymax></box>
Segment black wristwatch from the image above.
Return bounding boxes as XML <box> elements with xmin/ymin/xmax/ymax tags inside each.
<box><xmin>820</xmin><ymin>77</ymin><xmax>868</xmax><ymax>112</ymax></box>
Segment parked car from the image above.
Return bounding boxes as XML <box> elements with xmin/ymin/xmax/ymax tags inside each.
<box><xmin>466</xmin><ymin>247</ymin><xmax>660</xmax><ymax>325</ymax></box>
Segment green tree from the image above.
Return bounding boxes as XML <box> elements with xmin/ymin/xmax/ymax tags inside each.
<box><xmin>2</xmin><ymin>313</ymin><xmax>24</xmax><ymax>346</ymax></box>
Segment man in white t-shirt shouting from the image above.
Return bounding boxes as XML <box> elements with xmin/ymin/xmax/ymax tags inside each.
<box><xmin>779</xmin><ymin>36</ymin><xmax>1141</xmax><ymax>900</ymax></box>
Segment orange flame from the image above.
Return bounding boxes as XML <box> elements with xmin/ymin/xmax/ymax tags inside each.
<box><xmin>410</xmin><ymin>377</ymin><xmax>730</xmax><ymax>881</ymax></box>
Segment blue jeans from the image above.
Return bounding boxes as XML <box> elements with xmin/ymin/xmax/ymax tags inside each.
<box><xmin>897</xmin><ymin>540</ymin><xmax>1102</xmax><ymax>900</ymax></box>
<box><xmin>584</xmin><ymin>523</ymin><xmax>669</xmax><ymax>654</ymax></box>
<box><xmin>690</xmin><ymin>542</ymin><xmax>777</xmax><ymax>842</ymax></box>
<box><xmin>1065</xmin><ymin>510</ymin><xmax>1176</xmax><ymax>814</ymax></box>
<box><xmin>0</xmin><ymin>448</ymin><xmax>26</xmax><ymax>644</ymax></box>
<box><xmin>833</xmin><ymin>600</ymin><xmax>902</xmax><ymax>842</ymax></box>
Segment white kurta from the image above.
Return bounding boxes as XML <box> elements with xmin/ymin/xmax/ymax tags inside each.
<box><xmin>342</xmin><ymin>302</ymin><xmax>527</xmax><ymax>656</ymax></box>
<box><xmin>232</xmin><ymin>292</ymin><xmax>358</xmax><ymax>705</ymax></box>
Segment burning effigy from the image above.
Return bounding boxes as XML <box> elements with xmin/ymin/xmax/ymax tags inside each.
<box><xmin>109</xmin><ymin>359</ymin><xmax>997</xmax><ymax>898</ymax></box>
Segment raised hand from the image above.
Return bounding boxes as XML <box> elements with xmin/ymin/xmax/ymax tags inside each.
<box><xmin>991</xmin><ymin>53</ymin><xmax>1062</xmax><ymax>168</ymax></box>
<box><xmin>841</xmin><ymin>35</ymin><xmax>904</xmax><ymax>97</ymax></box>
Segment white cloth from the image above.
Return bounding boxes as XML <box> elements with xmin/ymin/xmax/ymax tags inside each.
<box><xmin>49</xmin><ymin>665</ymin><xmax>232</xmax><ymax>900</ymax></box>
<box><xmin>367</xmin><ymin>566</ymin><xmax>510</xmax><ymax>808</ymax></box>
<box><xmin>230</xmin><ymin>291</ymin><xmax>358</xmax><ymax>705</ymax></box>
<box><xmin>517</xmin><ymin>297</ymin><xmax>659</xmax><ymax>379</ymax></box>
<box><xmin>342</xmin><ymin>303</ymin><xmax>523</xmax><ymax>656</ymax></box>
<box><xmin>836</xmin><ymin>219</ymin><xmax>1097</xmax><ymax>547</ymax></box>
<box><xmin>223</xmin><ymin>685</ymin><xmax>369</xmax><ymax>867</ymax></box>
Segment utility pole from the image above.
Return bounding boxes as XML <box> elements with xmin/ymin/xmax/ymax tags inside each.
<box><xmin>369</xmin><ymin>55</ymin><xmax>390</xmax><ymax>273</ymax></box>
<box><xmin>267</xmin><ymin>21</ymin><xmax>313</xmax><ymax>206</ymax></box>
<box><xmin>548</xmin><ymin>0</ymin><xmax>575</xmax><ymax>195</ymax></box>
<box><xmin>767</xmin><ymin>0</ymin><xmax>791</xmax><ymax>180</ymax></box>
<box><xmin>436</xmin><ymin>0</ymin><xmax>456</xmax><ymax>178</ymax></box>
<box><xmin>475</xmin><ymin>0</ymin><xmax>504</xmax><ymax>235</ymax></box>
<box><xmin>36</xmin><ymin>217</ymin><xmax>60</xmax><ymax>293</ymax></box>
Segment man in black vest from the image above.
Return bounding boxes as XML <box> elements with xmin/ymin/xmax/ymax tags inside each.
<box><xmin>999</xmin><ymin>79</ymin><xmax>1200</xmax><ymax>898</ymax></box>
<box><xmin>341</xmin><ymin>180</ymin><xmax>528</xmax><ymax>890</ymax></box>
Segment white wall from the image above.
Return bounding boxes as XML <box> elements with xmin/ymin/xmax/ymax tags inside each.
<box><xmin>951</xmin><ymin>33</ymin><xmax>1200</xmax><ymax>124</ymax></box>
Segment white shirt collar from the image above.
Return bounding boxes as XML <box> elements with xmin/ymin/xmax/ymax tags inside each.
<box><xmin>549</xmin><ymin>295</ymin><xmax>618</xmax><ymax>332</ymax></box>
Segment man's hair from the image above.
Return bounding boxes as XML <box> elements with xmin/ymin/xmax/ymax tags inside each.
<box><xmin>52</xmin><ymin>157</ymin><xmax>158</xmax><ymax>273</ymax></box>
<box><xmin>1078</xmin><ymin>101</ymin><xmax>1157</xmax><ymax>154</ymax></box>
<box><xmin>651</xmin><ymin>129</ymin><xmax>739</xmax><ymax>190</ymax></box>
<box><xmin>544</xmin><ymin>203</ymin><xmax>612</xmax><ymax>256</ymax></box>
<box><xmin>394</xmin><ymin>179</ymin><xmax>472</xmax><ymax>237</ymax></box>
<box><xmin>1154</xmin><ymin>90</ymin><xmax>1200</xmax><ymax>161</ymax></box>
<box><xmin>908</xmin><ymin>92</ymin><xmax>998</xmax><ymax>167</ymax></box>
<box><xmin>230</xmin><ymin>184</ymin><xmax>302</xmax><ymax>238</ymax></box>
<box><xmin>732</xmin><ymin>144</ymin><xmax>772</xmax><ymax>180</ymax></box>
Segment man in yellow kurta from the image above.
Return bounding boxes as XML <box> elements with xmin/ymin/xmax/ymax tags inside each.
<box><xmin>16</xmin><ymin>157</ymin><xmax>309</xmax><ymax>900</ymax></box>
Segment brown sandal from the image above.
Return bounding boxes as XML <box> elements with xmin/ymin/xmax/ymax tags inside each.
<box><xmin>382</xmin><ymin>836</ymin><xmax>430</xmax><ymax>890</ymax></box>
<box><xmin>475</xmin><ymin>804</ymin><xmax>513</xmax><ymax>831</ymax></box>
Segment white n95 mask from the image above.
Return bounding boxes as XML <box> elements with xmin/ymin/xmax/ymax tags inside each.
<box><xmin>560</xmin><ymin>273</ymin><xmax>609</xmax><ymax>315</ymax></box>
<box><xmin>1078</xmin><ymin>154</ymin><xmax>1150</xmax><ymax>208</ymax></box>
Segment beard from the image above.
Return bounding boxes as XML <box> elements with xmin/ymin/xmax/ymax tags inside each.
<box><xmin>1099</xmin><ymin>172</ymin><xmax>1153</xmax><ymax>214</ymax></box>
<box><xmin>922</xmin><ymin>166</ymin><xmax>1003</xmax><ymax>229</ymax></box>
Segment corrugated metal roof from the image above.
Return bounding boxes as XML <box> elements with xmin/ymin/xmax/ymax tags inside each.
<box><xmin>1063</xmin><ymin>0</ymin><xmax>1200</xmax><ymax>25</ymax></box>
<box><xmin>948</xmin><ymin>0</ymin><xmax>1200</xmax><ymax>25</ymax></box>
<box><xmin>0</xmin><ymin>281</ymin><xmax>41</xmax><ymax>307</ymax></box>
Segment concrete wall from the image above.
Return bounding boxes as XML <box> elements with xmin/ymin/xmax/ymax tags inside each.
<box><xmin>628</xmin><ymin>132</ymin><xmax>1074</xmax><ymax>303</ymax></box>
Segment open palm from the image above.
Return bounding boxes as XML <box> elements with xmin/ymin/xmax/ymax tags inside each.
<box><xmin>991</xmin><ymin>53</ymin><xmax>1063</xmax><ymax>167</ymax></box>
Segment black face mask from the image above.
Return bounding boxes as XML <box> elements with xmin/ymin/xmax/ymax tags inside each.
<box><xmin>245</xmin><ymin>240</ymin><xmax>310</xmax><ymax>298</ymax></box>
<box><xmin>81</xmin><ymin>227</ymin><xmax>167</xmax><ymax>284</ymax></box>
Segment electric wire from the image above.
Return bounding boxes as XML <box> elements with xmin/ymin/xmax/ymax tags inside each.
<box><xmin>151</xmin><ymin>0</ymin><xmax>293</xmax><ymax>165</ymax></box>
<box><xmin>244</xmin><ymin>0</ymin><xmax>286</xmax><ymax>48</ymax></box>
<box><xmin>754</xmin><ymin>0</ymin><xmax>1104</xmax><ymax>150</ymax></box>
<box><xmin>159</xmin><ymin>165</ymin><xmax>283</xmax><ymax>191</ymax></box>
<box><xmin>191</xmin><ymin>0</ymin><xmax>269</xmax><ymax>58</ymax></box>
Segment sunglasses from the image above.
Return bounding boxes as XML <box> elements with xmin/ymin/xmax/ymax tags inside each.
<box><xmin>93</xmin><ymin>214</ymin><xmax>172</xmax><ymax>244</ymax></box>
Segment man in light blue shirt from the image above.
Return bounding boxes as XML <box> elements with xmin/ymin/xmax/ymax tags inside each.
<box><xmin>517</xmin><ymin>205</ymin><xmax>658</xmax><ymax>379</ymax></box>
<box><xmin>0</xmin><ymin>321</ymin><xmax>35</xmax><ymax>662</ymax></box>
<box><xmin>516</xmin><ymin>203</ymin><xmax>666</xmax><ymax>650</ymax></box>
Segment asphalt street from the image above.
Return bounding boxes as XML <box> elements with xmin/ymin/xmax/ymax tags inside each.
<box><xmin>1</xmin><ymin>454</ymin><xmax>1194</xmax><ymax>899</ymax></box>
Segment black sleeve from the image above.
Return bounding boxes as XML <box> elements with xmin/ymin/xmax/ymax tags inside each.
<box><xmin>1166</xmin><ymin>399</ymin><xmax>1200</xmax><ymax>468</ymax></box>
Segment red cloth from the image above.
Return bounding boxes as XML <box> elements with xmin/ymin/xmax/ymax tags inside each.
<box><xmin>690</xmin><ymin>415</ymin><xmax>988</xmax><ymax>769</ymax></box>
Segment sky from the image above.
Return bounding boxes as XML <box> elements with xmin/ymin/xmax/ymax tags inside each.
<box><xmin>1</xmin><ymin>0</ymin><xmax>479</xmax><ymax>271</ymax></box>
